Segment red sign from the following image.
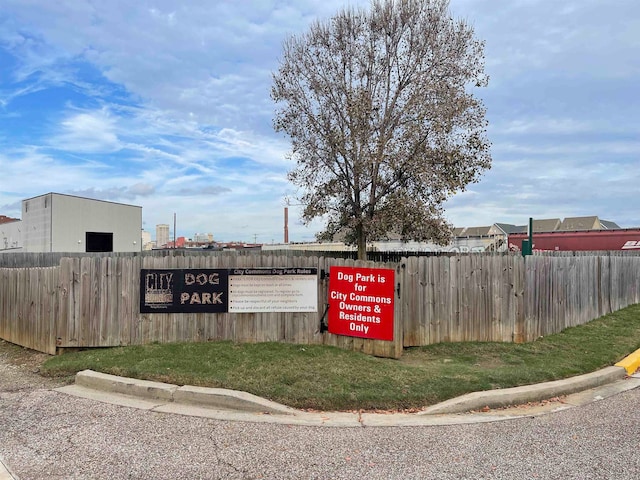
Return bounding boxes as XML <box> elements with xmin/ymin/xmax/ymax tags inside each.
<box><xmin>328</xmin><ymin>266</ymin><xmax>395</xmax><ymax>341</ymax></box>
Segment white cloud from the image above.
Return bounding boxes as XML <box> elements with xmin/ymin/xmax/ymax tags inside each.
<box><xmin>49</xmin><ymin>108</ymin><xmax>121</xmax><ymax>153</ymax></box>
<box><xmin>1</xmin><ymin>0</ymin><xmax>639</xmax><ymax>242</ymax></box>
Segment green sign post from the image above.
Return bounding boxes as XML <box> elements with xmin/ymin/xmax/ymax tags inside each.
<box><xmin>522</xmin><ymin>217</ymin><xmax>534</xmax><ymax>257</ymax></box>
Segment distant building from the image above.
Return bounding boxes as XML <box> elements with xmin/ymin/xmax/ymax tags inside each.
<box><xmin>461</xmin><ymin>216</ymin><xmax>623</xmax><ymax>253</ymax></box>
<box><xmin>141</xmin><ymin>230</ymin><xmax>153</xmax><ymax>250</ymax></box>
<box><xmin>0</xmin><ymin>193</ymin><xmax>142</xmax><ymax>253</ymax></box>
<box><xmin>0</xmin><ymin>215</ymin><xmax>19</xmax><ymax>224</ymax></box>
<box><xmin>0</xmin><ymin>218</ymin><xmax>21</xmax><ymax>250</ymax></box>
<box><xmin>491</xmin><ymin>219</ymin><xmax>561</xmax><ymax>235</ymax></box>
<box><xmin>165</xmin><ymin>236</ymin><xmax>187</xmax><ymax>249</ymax></box>
<box><xmin>599</xmin><ymin>219</ymin><xmax>621</xmax><ymax>230</ymax></box>
<box><xmin>156</xmin><ymin>224</ymin><xmax>170</xmax><ymax>248</ymax></box>
<box><xmin>456</xmin><ymin>225</ymin><xmax>492</xmax><ymax>237</ymax></box>
<box><xmin>493</xmin><ymin>216</ymin><xmax>620</xmax><ymax>235</ymax></box>
<box><xmin>193</xmin><ymin>232</ymin><xmax>213</xmax><ymax>243</ymax></box>
<box><xmin>558</xmin><ymin>216</ymin><xmax>620</xmax><ymax>231</ymax></box>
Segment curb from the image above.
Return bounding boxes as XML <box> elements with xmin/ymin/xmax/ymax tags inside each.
<box><xmin>615</xmin><ymin>348</ymin><xmax>640</xmax><ymax>374</ymax></box>
<box><xmin>75</xmin><ymin>370</ymin><xmax>297</xmax><ymax>415</ymax></box>
<box><xmin>420</xmin><ymin>366</ymin><xmax>627</xmax><ymax>415</ymax></box>
<box><xmin>72</xmin><ymin>365</ymin><xmax>630</xmax><ymax>418</ymax></box>
<box><xmin>53</xmin><ymin>367</ymin><xmax>640</xmax><ymax>427</ymax></box>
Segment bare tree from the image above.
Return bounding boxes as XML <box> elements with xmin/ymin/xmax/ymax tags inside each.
<box><xmin>272</xmin><ymin>0</ymin><xmax>491</xmax><ymax>259</ymax></box>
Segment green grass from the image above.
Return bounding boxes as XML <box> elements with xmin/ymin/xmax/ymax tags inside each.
<box><xmin>41</xmin><ymin>303</ymin><xmax>640</xmax><ymax>411</ymax></box>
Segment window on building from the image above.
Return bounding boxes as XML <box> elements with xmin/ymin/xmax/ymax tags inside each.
<box><xmin>86</xmin><ymin>232</ymin><xmax>113</xmax><ymax>252</ymax></box>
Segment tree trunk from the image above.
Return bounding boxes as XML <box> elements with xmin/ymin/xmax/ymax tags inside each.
<box><xmin>356</xmin><ymin>225</ymin><xmax>367</xmax><ymax>261</ymax></box>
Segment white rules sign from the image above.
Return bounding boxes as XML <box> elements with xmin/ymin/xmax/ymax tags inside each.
<box><xmin>228</xmin><ymin>268</ymin><xmax>318</xmax><ymax>313</ymax></box>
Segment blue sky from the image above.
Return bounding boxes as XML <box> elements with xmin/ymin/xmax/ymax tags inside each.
<box><xmin>1</xmin><ymin>0</ymin><xmax>638</xmax><ymax>243</ymax></box>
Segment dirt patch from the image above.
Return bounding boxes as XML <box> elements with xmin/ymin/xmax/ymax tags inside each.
<box><xmin>0</xmin><ymin>339</ymin><xmax>51</xmax><ymax>371</ymax></box>
<box><xmin>0</xmin><ymin>340</ymin><xmax>69</xmax><ymax>390</ymax></box>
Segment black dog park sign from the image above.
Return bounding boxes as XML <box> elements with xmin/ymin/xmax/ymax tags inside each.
<box><xmin>140</xmin><ymin>268</ymin><xmax>318</xmax><ymax>314</ymax></box>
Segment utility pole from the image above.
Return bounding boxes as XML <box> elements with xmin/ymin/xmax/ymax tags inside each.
<box><xmin>284</xmin><ymin>206</ymin><xmax>289</xmax><ymax>244</ymax></box>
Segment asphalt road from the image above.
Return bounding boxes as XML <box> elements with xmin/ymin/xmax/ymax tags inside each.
<box><xmin>2</xmin><ymin>348</ymin><xmax>640</xmax><ymax>479</ymax></box>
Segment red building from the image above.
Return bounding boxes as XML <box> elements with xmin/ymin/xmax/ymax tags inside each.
<box><xmin>508</xmin><ymin>229</ymin><xmax>640</xmax><ymax>252</ymax></box>
<box><xmin>0</xmin><ymin>215</ymin><xmax>19</xmax><ymax>224</ymax></box>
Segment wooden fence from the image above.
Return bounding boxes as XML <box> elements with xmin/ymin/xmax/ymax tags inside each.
<box><xmin>0</xmin><ymin>267</ymin><xmax>59</xmax><ymax>355</ymax></box>
<box><xmin>0</xmin><ymin>254</ymin><xmax>403</xmax><ymax>357</ymax></box>
<box><xmin>400</xmin><ymin>254</ymin><xmax>640</xmax><ymax>346</ymax></box>
<box><xmin>1</xmin><ymin>251</ymin><xmax>639</xmax><ymax>357</ymax></box>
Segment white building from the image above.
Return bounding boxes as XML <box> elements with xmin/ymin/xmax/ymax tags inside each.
<box><xmin>0</xmin><ymin>219</ymin><xmax>21</xmax><ymax>251</ymax></box>
<box><xmin>156</xmin><ymin>224</ymin><xmax>170</xmax><ymax>248</ymax></box>
<box><xmin>0</xmin><ymin>193</ymin><xmax>142</xmax><ymax>253</ymax></box>
<box><xmin>141</xmin><ymin>230</ymin><xmax>153</xmax><ymax>250</ymax></box>
<box><xmin>193</xmin><ymin>232</ymin><xmax>213</xmax><ymax>243</ymax></box>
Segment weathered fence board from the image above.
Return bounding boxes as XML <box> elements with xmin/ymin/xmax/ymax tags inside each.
<box><xmin>400</xmin><ymin>255</ymin><xmax>522</xmax><ymax>346</ymax></box>
<box><xmin>59</xmin><ymin>253</ymin><xmax>402</xmax><ymax>357</ymax></box>
<box><xmin>0</xmin><ymin>267</ymin><xmax>58</xmax><ymax>354</ymax></box>
<box><xmin>1</xmin><ymin>251</ymin><xmax>640</xmax><ymax>357</ymax></box>
<box><xmin>523</xmin><ymin>254</ymin><xmax>640</xmax><ymax>339</ymax></box>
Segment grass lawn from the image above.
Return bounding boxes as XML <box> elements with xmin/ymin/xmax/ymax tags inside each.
<box><xmin>41</xmin><ymin>303</ymin><xmax>640</xmax><ymax>411</ymax></box>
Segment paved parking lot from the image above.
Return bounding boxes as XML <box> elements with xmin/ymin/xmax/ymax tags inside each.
<box><xmin>2</xmin><ymin>348</ymin><xmax>640</xmax><ymax>479</ymax></box>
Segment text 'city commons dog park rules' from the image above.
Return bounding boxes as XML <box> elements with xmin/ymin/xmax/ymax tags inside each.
<box><xmin>328</xmin><ymin>266</ymin><xmax>395</xmax><ymax>341</ymax></box>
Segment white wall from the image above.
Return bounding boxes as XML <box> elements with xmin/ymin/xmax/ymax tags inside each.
<box><xmin>0</xmin><ymin>220</ymin><xmax>23</xmax><ymax>251</ymax></box>
<box><xmin>16</xmin><ymin>193</ymin><xmax>142</xmax><ymax>253</ymax></box>
<box><xmin>50</xmin><ymin>194</ymin><xmax>141</xmax><ymax>252</ymax></box>
<box><xmin>22</xmin><ymin>195</ymin><xmax>51</xmax><ymax>252</ymax></box>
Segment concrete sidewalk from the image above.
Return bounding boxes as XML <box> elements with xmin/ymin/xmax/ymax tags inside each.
<box><xmin>55</xmin><ymin>366</ymin><xmax>640</xmax><ymax>428</ymax></box>
<box><xmin>0</xmin><ymin>456</ymin><xmax>17</xmax><ymax>480</ymax></box>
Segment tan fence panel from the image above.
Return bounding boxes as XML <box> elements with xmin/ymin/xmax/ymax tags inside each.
<box><xmin>608</xmin><ymin>255</ymin><xmax>640</xmax><ymax>312</ymax></box>
<box><xmin>2</xmin><ymin>251</ymin><xmax>640</xmax><ymax>357</ymax></box>
<box><xmin>0</xmin><ymin>267</ymin><xmax>58</xmax><ymax>354</ymax></box>
<box><xmin>523</xmin><ymin>255</ymin><xmax>640</xmax><ymax>340</ymax></box>
<box><xmin>0</xmin><ymin>269</ymin><xmax>15</xmax><ymax>347</ymax></box>
<box><xmin>401</xmin><ymin>255</ymin><xmax>522</xmax><ymax>346</ymax></box>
